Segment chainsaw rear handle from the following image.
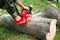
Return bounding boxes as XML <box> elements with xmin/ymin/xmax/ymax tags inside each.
<box><xmin>18</xmin><ymin>6</ymin><xmax>32</xmax><ymax>17</ymax></box>
<box><xmin>22</xmin><ymin>6</ymin><xmax>32</xmax><ymax>14</ymax></box>
<box><xmin>28</xmin><ymin>6</ymin><xmax>32</xmax><ymax>14</ymax></box>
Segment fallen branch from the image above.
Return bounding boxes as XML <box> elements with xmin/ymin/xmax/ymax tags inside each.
<box><xmin>44</xmin><ymin>4</ymin><xmax>60</xmax><ymax>27</ymax></box>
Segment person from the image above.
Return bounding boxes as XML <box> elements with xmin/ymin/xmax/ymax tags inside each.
<box><xmin>0</xmin><ymin>0</ymin><xmax>32</xmax><ymax>25</ymax></box>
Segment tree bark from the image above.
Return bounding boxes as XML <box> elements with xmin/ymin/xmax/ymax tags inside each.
<box><xmin>44</xmin><ymin>4</ymin><xmax>60</xmax><ymax>27</ymax></box>
<box><xmin>0</xmin><ymin>14</ymin><xmax>57</xmax><ymax>40</ymax></box>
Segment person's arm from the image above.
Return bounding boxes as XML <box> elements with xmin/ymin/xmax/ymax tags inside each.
<box><xmin>16</xmin><ymin>0</ymin><xmax>29</xmax><ymax>10</ymax></box>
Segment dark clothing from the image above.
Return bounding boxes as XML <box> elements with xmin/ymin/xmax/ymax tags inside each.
<box><xmin>13</xmin><ymin>0</ymin><xmax>16</xmax><ymax>3</ymax></box>
<box><xmin>0</xmin><ymin>0</ymin><xmax>18</xmax><ymax>15</ymax></box>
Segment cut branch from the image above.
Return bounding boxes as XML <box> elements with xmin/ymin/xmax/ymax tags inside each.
<box><xmin>45</xmin><ymin>4</ymin><xmax>60</xmax><ymax>27</ymax></box>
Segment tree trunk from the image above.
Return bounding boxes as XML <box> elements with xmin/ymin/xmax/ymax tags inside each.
<box><xmin>44</xmin><ymin>4</ymin><xmax>60</xmax><ymax>27</ymax></box>
<box><xmin>0</xmin><ymin>14</ymin><xmax>57</xmax><ymax>40</ymax></box>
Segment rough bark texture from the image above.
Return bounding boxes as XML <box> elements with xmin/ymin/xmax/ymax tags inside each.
<box><xmin>45</xmin><ymin>4</ymin><xmax>60</xmax><ymax>27</ymax></box>
<box><xmin>0</xmin><ymin>14</ymin><xmax>57</xmax><ymax>40</ymax></box>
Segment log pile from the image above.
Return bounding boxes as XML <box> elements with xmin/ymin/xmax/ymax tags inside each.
<box><xmin>0</xmin><ymin>14</ymin><xmax>57</xmax><ymax>40</ymax></box>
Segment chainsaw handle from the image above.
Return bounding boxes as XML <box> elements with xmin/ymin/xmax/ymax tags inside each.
<box><xmin>28</xmin><ymin>6</ymin><xmax>32</xmax><ymax>14</ymax></box>
<box><xmin>19</xmin><ymin>6</ymin><xmax>32</xmax><ymax>17</ymax></box>
<box><xmin>22</xmin><ymin>6</ymin><xmax>32</xmax><ymax>14</ymax></box>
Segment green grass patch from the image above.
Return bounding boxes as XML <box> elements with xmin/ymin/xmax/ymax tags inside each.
<box><xmin>54</xmin><ymin>27</ymin><xmax>60</xmax><ymax>40</ymax></box>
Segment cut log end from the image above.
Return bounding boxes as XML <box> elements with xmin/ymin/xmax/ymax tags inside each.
<box><xmin>46</xmin><ymin>19</ymin><xmax>57</xmax><ymax>40</ymax></box>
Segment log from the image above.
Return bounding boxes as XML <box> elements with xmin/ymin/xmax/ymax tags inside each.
<box><xmin>44</xmin><ymin>4</ymin><xmax>60</xmax><ymax>27</ymax></box>
<box><xmin>0</xmin><ymin>14</ymin><xmax>57</xmax><ymax>40</ymax></box>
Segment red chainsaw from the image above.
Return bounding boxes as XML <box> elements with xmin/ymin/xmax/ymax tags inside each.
<box><xmin>14</xmin><ymin>6</ymin><xmax>32</xmax><ymax>25</ymax></box>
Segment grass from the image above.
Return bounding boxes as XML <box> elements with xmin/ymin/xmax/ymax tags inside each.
<box><xmin>54</xmin><ymin>27</ymin><xmax>60</xmax><ymax>40</ymax></box>
<box><xmin>0</xmin><ymin>0</ymin><xmax>60</xmax><ymax>40</ymax></box>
